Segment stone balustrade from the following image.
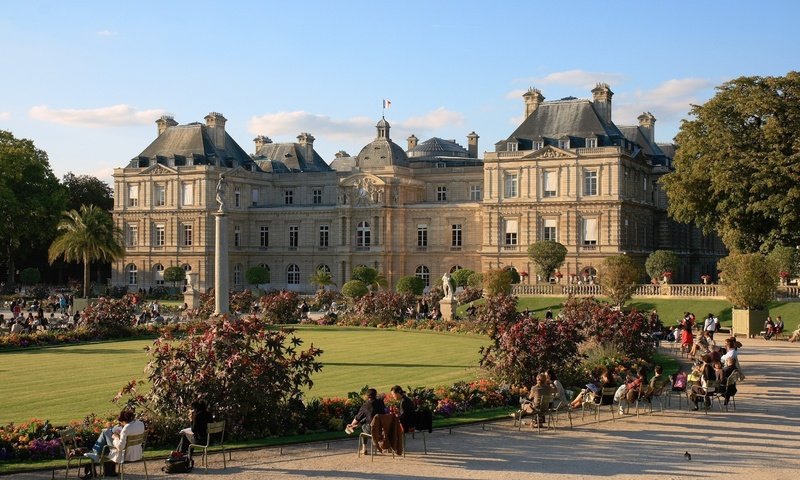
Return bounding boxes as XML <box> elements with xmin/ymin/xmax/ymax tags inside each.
<box><xmin>510</xmin><ymin>283</ymin><xmax>800</xmax><ymax>301</ymax></box>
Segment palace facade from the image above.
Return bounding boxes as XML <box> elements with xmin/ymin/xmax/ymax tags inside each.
<box><xmin>111</xmin><ymin>84</ymin><xmax>725</xmax><ymax>293</ymax></box>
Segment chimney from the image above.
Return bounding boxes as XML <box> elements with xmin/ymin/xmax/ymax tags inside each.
<box><xmin>155</xmin><ymin>115</ymin><xmax>177</xmax><ymax>136</ymax></box>
<box><xmin>253</xmin><ymin>135</ymin><xmax>272</xmax><ymax>153</ymax></box>
<box><xmin>297</xmin><ymin>132</ymin><xmax>315</xmax><ymax>161</ymax></box>
<box><xmin>467</xmin><ymin>131</ymin><xmax>479</xmax><ymax>158</ymax></box>
<box><xmin>591</xmin><ymin>83</ymin><xmax>614</xmax><ymax>124</ymax></box>
<box><xmin>407</xmin><ymin>134</ymin><xmax>418</xmax><ymax>151</ymax></box>
<box><xmin>204</xmin><ymin>112</ymin><xmax>227</xmax><ymax>149</ymax></box>
<box><xmin>523</xmin><ymin>87</ymin><xmax>545</xmax><ymax>118</ymax></box>
<box><xmin>637</xmin><ymin>112</ymin><xmax>656</xmax><ymax>143</ymax></box>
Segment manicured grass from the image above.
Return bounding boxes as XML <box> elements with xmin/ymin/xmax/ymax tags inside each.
<box><xmin>0</xmin><ymin>327</ymin><xmax>487</xmax><ymax>425</ymax></box>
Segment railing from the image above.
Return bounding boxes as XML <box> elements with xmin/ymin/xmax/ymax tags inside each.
<box><xmin>511</xmin><ymin>283</ymin><xmax>799</xmax><ymax>301</ymax></box>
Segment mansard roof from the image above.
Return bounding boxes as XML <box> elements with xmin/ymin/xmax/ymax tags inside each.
<box><xmin>253</xmin><ymin>142</ymin><xmax>333</xmax><ymax>172</ymax></box>
<box><xmin>497</xmin><ymin>99</ymin><xmax>624</xmax><ymax>151</ymax></box>
<box><xmin>129</xmin><ymin>123</ymin><xmax>254</xmax><ymax>169</ymax></box>
<box><xmin>618</xmin><ymin>125</ymin><xmax>673</xmax><ymax>167</ymax></box>
<box><xmin>408</xmin><ymin>137</ymin><xmax>469</xmax><ymax>159</ymax></box>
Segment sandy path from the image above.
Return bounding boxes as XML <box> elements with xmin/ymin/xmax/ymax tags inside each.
<box><xmin>6</xmin><ymin>338</ymin><xmax>800</xmax><ymax>480</ymax></box>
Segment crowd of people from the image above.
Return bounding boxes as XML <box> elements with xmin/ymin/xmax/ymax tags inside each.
<box><xmin>1</xmin><ymin>295</ymin><xmax>84</xmax><ymax>333</ymax></box>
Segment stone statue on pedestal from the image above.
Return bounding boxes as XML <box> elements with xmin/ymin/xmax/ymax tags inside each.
<box><xmin>215</xmin><ymin>173</ymin><xmax>226</xmax><ymax>211</ymax></box>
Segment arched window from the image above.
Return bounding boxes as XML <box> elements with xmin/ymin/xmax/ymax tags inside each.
<box><xmin>258</xmin><ymin>263</ymin><xmax>271</xmax><ymax>283</ymax></box>
<box><xmin>126</xmin><ymin>264</ymin><xmax>138</xmax><ymax>286</ymax></box>
<box><xmin>450</xmin><ymin>265</ymin><xmax>462</xmax><ymax>273</ymax></box>
<box><xmin>233</xmin><ymin>263</ymin><xmax>243</xmax><ymax>285</ymax></box>
<box><xmin>415</xmin><ymin>265</ymin><xmax>430</xmax><ymax>287</ymax></box>
<box><xmin>287</xmin><ymin>264</ymin><xmax>300</xmax><ymax>285</ymax></box>
<box><xmin>153</xmin><ymin>264</ymin><xmax>165</xmax><ymax>285</ymax></box>
<box><xmin>356</xmin><ymin>221</ymin><xmax>371</xmax><ymax>248</ymax></box>
<box><xmin>317</xmin><ymin>264</ymin><xmax>331</xmax><ymax>274</ymax></box>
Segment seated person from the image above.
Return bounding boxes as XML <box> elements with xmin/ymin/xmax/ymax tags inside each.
<box><xmin>721</xmin><ymin>357</ymin><xmax>739</xmax><ymax>406</ymax></box>
<box><xmin>177</xmin><ymin>400</ymin><xmax>212</xmax><ymax>454</ymax></box>
<box><xmin>690</xmin><ymin>330</ymin><xmax>712</xmax><ymax>358</ymax></box>
<box><xmin>346</xmin><ymin>388</ymin><xmax>386</xmax><ymax>455</ymax></box>
<box><xmin>774</xmin><ymin>316</ymin><xmax>785</xmax><ymax>336</ymax></box>
<box><xmin>83</xmin><ymin>410</ymin><xmax>144</xmax><ymax>478</ymax></box>
<box><xmin>621</xmin><ymin>367</ymin><xmax>648</xmax><ymax>414</ymax></box>
<box><xmin>390</xmin><ymin>385</ymin><xmax>416</xmax><ymax>431</ymax></box>
<box><xmin>790</xmin><ymin>325</ymin><xmax>800</xmax><ymax>343</ymax></box>
<box><xmin>641</xmin><ymin>365</ymin><xmax>668</xmax><ymax>401</ymax></box>
<box><xmin>670</xmin><ymin>368</ymin><xmax>688</xmax><ymax>392</ymax></box>
<box><xmin>570</xmin><ymin>369</ymin><xmax>617</xmax><ymax>409</ymax></box>
<box><xmin>521</xmin><ymin>373</ymin><xmax>556</xmax><ymax>426</ymax></box>
<box><xmin>689</xmin><ymin>356</ymin><xmax>721</xmax><ymax>410</ymax></box>
<box><xmin>763</xmin><ymin>317</ymin><xmax>776</xmax><ymax>340</ymax></box>
<box><xmin>546</xmin><ymin>369</ymin><xmax>568</xmax><ymax>407</ymax></box>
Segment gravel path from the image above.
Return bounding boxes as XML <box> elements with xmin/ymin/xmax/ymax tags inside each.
<box><xmin>6</xmin><ymin>338</ymin><xmax>800</xmax><ymax>480</ymax></box>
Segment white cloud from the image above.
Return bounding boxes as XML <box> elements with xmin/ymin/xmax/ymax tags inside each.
<box><xmin>97</xmin><ymin>30</ymin><xmax>117</xmax><ymax>36</ymax></box>
<box><xmin>613</xmin><ymin>78</ymin><xmax>714</xmax><ymax>125</ymax></box>
<box><xmin>0</xmin><ymin>112</ymin><xmax>10</xmax><ymax>121</ymax></box>
<box><xmin>514</xmin><ymin>69</ymin><xmax>627</xmax><ymax>92</ymax></box>
<box><xmin>29</xmin><ymin>104</ymin><xmax>166</xmax><ymax>127</ymax></box>
<box><xmin>248</xmin><ymin>107</ymin><xmax>465</xmax><ymax>145</ymax></box>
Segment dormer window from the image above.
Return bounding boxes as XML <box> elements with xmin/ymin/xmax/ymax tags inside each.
<box><xmin>558</xmin><ymin>138</ymin><xmax>570</xmax><ymax>149</ymax></box>
<box><xmin>507</xmin><ymin>142</ymin><xmax>518</xmax><ymax>152</ymax></box>
<box><xmin>533</xmin><ymin>141</ymin><xmax>544</xmax><ymax>150</ymax></box>
<box><xmin>586</xmin><ymin>138</ymin><xmax>597</xmax><ymax>148</ymax></box>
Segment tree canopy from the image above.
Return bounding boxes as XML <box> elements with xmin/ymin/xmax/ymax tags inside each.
<box><xmin>62</xmin><ymin>172</ymin><xmax>113</xmax><ymax>211</ymax></box>
<box><xmin>527</xmin><ymin>241</ymin><xmax>567</xmax><ymax>281</ymax></box>
<box><xmin>718</xmin><ymin>252</ymin><xmax>778</xmax><ymax>310</ymax></box>
<box><xmin>0</xmin><ymin>130</ymin><xmax>66</xmax><ymax>284</ymax></box>
<box><xmin>662</xmin><ymin>72</ymin><xmax>800</xmax><ymax>253</ymax></box>
<box><xmin>645</xmin><ymin>250</ymin><xmax>679</xmax><ymax>281</ymax></box>
<box><xmin>163</xmin><ymin>266</ymin><xmax>186</xmax><ymax>286</ymax></box>
<box><xmin>599</xmin><ymin>255</ymin><xmax>642</xmax><ymax>307</ymax></box>
<box><xmin>48</xmin><ymin>205</ymin><xmax>124</xmax><ymax>298</ymax></box>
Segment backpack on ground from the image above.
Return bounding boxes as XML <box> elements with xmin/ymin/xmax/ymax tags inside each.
<box><xmin>162</xmin><ymin>451</ymin><xmax>193</xmax><ymax>474</ymax></box>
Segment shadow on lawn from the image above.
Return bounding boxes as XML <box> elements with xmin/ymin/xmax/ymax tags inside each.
<box><xmin>324</xmin><ymin>362</ymin><xmax>475</xmax><ymax>369</ymax></box>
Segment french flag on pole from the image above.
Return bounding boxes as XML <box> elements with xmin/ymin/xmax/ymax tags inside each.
<box><xmin>383</xmin><ymin>99</ymin><xmax>392</xmax><ymax>109</ymax></box>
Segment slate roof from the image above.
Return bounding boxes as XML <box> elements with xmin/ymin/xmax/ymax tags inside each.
<box><xmin>496</xmin><ymin>99</ymin><xmax>625</xmax><ymax>151</ymax></box>
<box><xmin>129</xmin><ymin>124</ymin><xmax>254</xmax><ymax>169</ymax></box>
<box><xmin>408</xmin><ymin>137</ymin><xmax>469</xmax><ymax>159</ymax></box>
<box><xmin>253</xmin><ymin>142</ymin><xmax>333</xmax><ymax>172</ymax></box>
<box><xmin>356</xmin><ymin>118</ymin><xmax>409</xmax><ymax>168</ymax></box>
<box><xmin>618</xmin><ymin>125</ymin><xmax>672</xmax><ymax>167</ymax></box>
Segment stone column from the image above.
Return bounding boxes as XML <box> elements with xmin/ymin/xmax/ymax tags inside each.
<box><xmin>214</xmin><ymin>211</ymin><xmax>229</xmax><ymax>315</ymax></box>
<box><xmin>439</xmin><ymin>297</ymin><xmax>457</xmax><ymax>321</ymax></box>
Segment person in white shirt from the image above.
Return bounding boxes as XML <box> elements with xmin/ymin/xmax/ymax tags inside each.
<box><xmin>703</xmin><ymin>314</ymin><xmax>717</xmax><ymax>339</ymax></box>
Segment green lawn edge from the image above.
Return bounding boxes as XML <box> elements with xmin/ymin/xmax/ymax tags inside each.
<box><xmin>0</xmin><ymin>407</ymin><xmax>514</xmax><ymax>475</ymax></box>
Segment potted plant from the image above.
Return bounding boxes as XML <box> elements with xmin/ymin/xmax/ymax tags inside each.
<box><xmin>700</xmin><ymin>274</ymin><xmax>711</xmax><ymax>285</ymax></box>
<box><xmin>661</xmin><ymin>271</ymin><xmax>673</xmax><ymax>284</ymax></box>
<box><xmin>554</xmin><ymin>271</ymin><xmax>563</xmax><ymax>283</ymax></box>
<box><xmin>718</xmin><ymin>253</ymin><xmax>778</xmax><ymax>338</ymax></box>
<box><xmin>779</xmin><ymin>271</ymin><xmax>790</xmax><ymax>286</ymax></box>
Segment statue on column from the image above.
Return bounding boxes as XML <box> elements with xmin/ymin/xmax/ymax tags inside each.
<box><xmin>442</xmin><ymin>271</ymin><xmax>455</xmax><ymax>299</ymax></box>
<box><xmin>215</xmin><ymin>173</ymin><xmax>226</xmax><ymax>211</ymax></box>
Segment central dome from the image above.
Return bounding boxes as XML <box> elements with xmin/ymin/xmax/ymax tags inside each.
<box><xmin>356</xmin><ymin>117</ymin><xmax>409</xmax><ymax>169</ymax></box>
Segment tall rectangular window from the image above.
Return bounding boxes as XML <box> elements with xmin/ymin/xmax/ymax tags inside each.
<box><xmin>155</xmin><ymin>184</ymin><xmax>166</xmax><ymax>206</ymax></box>
<box><xmin>260</xmin><ymin>226</ymin><xmax>269</xmax><ymax>247</ymax></box>
<box><xmin>285</xmin><ymin>189</ymin><xmax>294</xmax><ymax>205</ymax></box>
<box><xmin>126</xmin><ymin>224</ymin><xmax>138</xmax><ymax>247</ymax></box>
<box><xmin>586</xmin><ymin>138</ymin><xmax>597</xmax><ymax>148</ymax></box>
<box><xmin>127</xmin><ymin>184</ymin><xmax>139</xmax><ymax>207</ymax></box>
<box><xmin>533</xmin><ymin>141</ymin><xmax>544</xmax><ymax>150</ymax></box>
<box><xmin>289</xmin><ymin>225</ymin><xmax>299</xmax><ymax>248</ymax></box>
<box><xmin>451</xmin><ymin>224</ymin><xmax>462</xmax><ymax>247</ymax></box>
<box><xmin>470</xmin><ymin>185</ymin><xmax>482</xmax><ymax>201</ymax></box>
<box><xmin>504</xmin><ymin>173</ymin><xmax>518</xmax><ymax>198</ymax></box>
<box><xmin>234</xmin><ymin>188</ymin><xmax>241</xmax><ymax>207</ymax></box>
<box><xmin>251</xmin><ymin>188</ymin><xmax>259</xmax><ymax>206</ymax></box>
<box><xmin>154</xmin><ymin>224</ymin><xmax>165</xmax><ymax>246</ymax></box>
<box><xmin>313</xmin><ymin>188</ymin><xmax>322</xmax><ymax>205</ymax></box>
<box><xmin>436</xmin><ymin>186</ymin><xmax>447</xmax><ymax>201</ymax></box>
<box><xmin>234</xmin><ymin>225</ymin><xmax>241</xmax><ymax>247</ymax></box>
<box><xmin>583</xmin><ymin>218</ymin><xmax>598</xmax><ymax>245</ymax></box>
<box><xmin>181</xmin><ymin>182</ymin><xmax>193</xmax><ymax>206</ymax></box>
<box><xmin>182</xmin><ymin>224</ymin><xmax>193</xmax><ymax>246</ymax></box>
<box><xmin>543</xmin><ymin>171</ymin><xmax>557</xmax><ymax>197</ymax></box>
<box><xmin>583</xmin><ymin>170</ymin><xmax>598</xmax><ymax>196</ymax></box>
<box><xmin>417</xmin><ymin>224</ymin><xmax>428</xmax><ymax>248</ymax></box>
<box><xmin>543</xmin><ymin>219</ymin><xmax>557</xmax><ymax>241</ymax></box>
<box><xmin>319</xmin><ymin>224</ymin><xmax>329</xmax><ymax>247</ymax></box>
<box><xmin>504</xmin><ymin>219</ymin><xmax>518</xmax><ymax>245</ymax></box>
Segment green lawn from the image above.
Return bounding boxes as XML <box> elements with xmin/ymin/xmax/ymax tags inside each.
<box><xmin>0</xmin><ymin>327</ymin><xmax>487</xmax><ymax>425</ymax></box>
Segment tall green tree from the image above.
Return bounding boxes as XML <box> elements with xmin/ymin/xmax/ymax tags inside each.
<box><xmin>599</xmin><ymin>255</ymin><xmax>642</xmax><ymax>307</ymax></box>
<box><xmin>62</xmin><ymin>172</ymin><xmax>114</xmax><ymax>211</ymax></box>
<box><xmin>246</xmin><ymin>265</ymin><xmax>270</xmax><ymax>289</ymax></box>
<box><xmin>527</xmin><ymin>240</ymin><xmax>567</xmax><ymax>282</ymax></box>
<box><xmin>645</xmin><ymin>250</ymin><xmax>679</xmax><ymax>282</ymax></box>
<box><xmin>718</xmin><ymin>252</ymin><xmax>778</xmax><ymax>310</ymax></box>
<box><xmin>662</xmin><ymin>72</ymin><xmax>800</xmax><ymax>252</ymax></box>
<box><xmin>0</xmin><ymin>130</ymin><xmax>66</xmax><ymax>285</ymax></box>
<box><xmin>163</xmin><ymin>266</ymin><xmax>186</xmax><ymax>288</ymax></box>
<box><xmin>48</xmin><ymin>205</ymin><xmax>124</xmax><ymax>298</ymax></box>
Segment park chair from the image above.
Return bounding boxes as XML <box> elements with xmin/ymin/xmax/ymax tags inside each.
<box><xmin>635</xmin><ymin>383</ymin><xmax>667</xmax><ymax>416</ymax></box>
<box><xmin>550</xmin><ymin>390</ymin><xmax>573</xmax><ymax>429</ymax></box>
<box><xmin>699</xmin><ymin>379</ymin><xmax>720</xmax><ymax>415</ymax></box>
<box><xmin>188</xmin><ymin>420</ymin><xmax>227</xmax><ymax>472</ymax></box>
<box><xmin>713</xmin><ymin>370</ymin><xmax>741</xmax><ymax>411</ymax></box>
<box><xmin>526</xmin><ymin>393</ymin><xmax>555</xmax><ymax>434</ymax></box>
<box><xmin>666</xmin><ymin>376</ymin><xmax>689</xmax><ymax>410</ymax></box>
<box><xmin>111</xmin><ymin>432</ymin><xmax>148</xmax><ymax>480</ymax></box>
<box><xmin>401</xmin><ymin>410</ymin><xmax>430</xmax><ymax>456</ymax></box>
<box><xmin>59</xmin><ymin>428</ymin><xmax>91</xmax><ymax>479</ymax></box>
<box><xmin>358</xmin><ymin>414</ymin><xmax>402</xmax><ymax>461</ymax></box>
<box><xmin>582</xmin><ymin>387</ymin><xmax>617</xmax><ymax>424</ymax></box>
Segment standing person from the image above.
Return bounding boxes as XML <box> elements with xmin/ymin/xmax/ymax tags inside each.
<box><xmin>681</xmin><ymin>314</ymin><xmax>694</xmax><ymax>354</ymax></box>
<box><xmin>177</xmin><ymin>400</ymin><xmax>212</xmax><ymax>454</ymax></box>
<box><xmin>346</xmin><ymin>388</ymin><xmax>386</xmax><ymax>455</ymax></box>
<box><xmin>390</xmin><ymin>385</ymin><xmax>416</xmax><ymax>431</ymax></box>
<box><xmin>704</xmin><ymin>313</ymin><xmax>717</xmax><ymax>340</ymax></box>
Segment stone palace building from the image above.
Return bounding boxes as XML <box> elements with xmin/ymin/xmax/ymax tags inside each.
<box><xmin>111</xmin><ymin>84</ymin><xmax>725</xmax><ymax>293</ymax></box>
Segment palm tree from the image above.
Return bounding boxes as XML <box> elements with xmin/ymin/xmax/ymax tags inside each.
<box><xmin>309</xmin><ymin>268</ymin><xmax>336</xmax><ymax>291</ymax></box>
<box><xmin>48</xmin><ymin>205</ymin><xmax>124</xmax><ymax>298</ymax></box>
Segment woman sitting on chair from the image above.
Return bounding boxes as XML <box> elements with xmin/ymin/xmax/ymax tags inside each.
<box><xmin>521</xmin><ymin>373</ymin><xmax>555</xmax><ymax>427</ymax></box>
<box><xmin>178</xmin><ymin>400</ymin><xmax>212</xmax><ymax>454</ymax></box>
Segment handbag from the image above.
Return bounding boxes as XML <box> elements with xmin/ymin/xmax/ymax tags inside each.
<box><xmin>162</xmin><ymin>451</ymin><xmax>193</xmax><ymax>474</ymax></box>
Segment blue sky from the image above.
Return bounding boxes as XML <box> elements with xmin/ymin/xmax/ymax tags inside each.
<box><xmin>1</xmin><ymin>0</ymin><xmax>798</xmax><ymax>184</ymax></box>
